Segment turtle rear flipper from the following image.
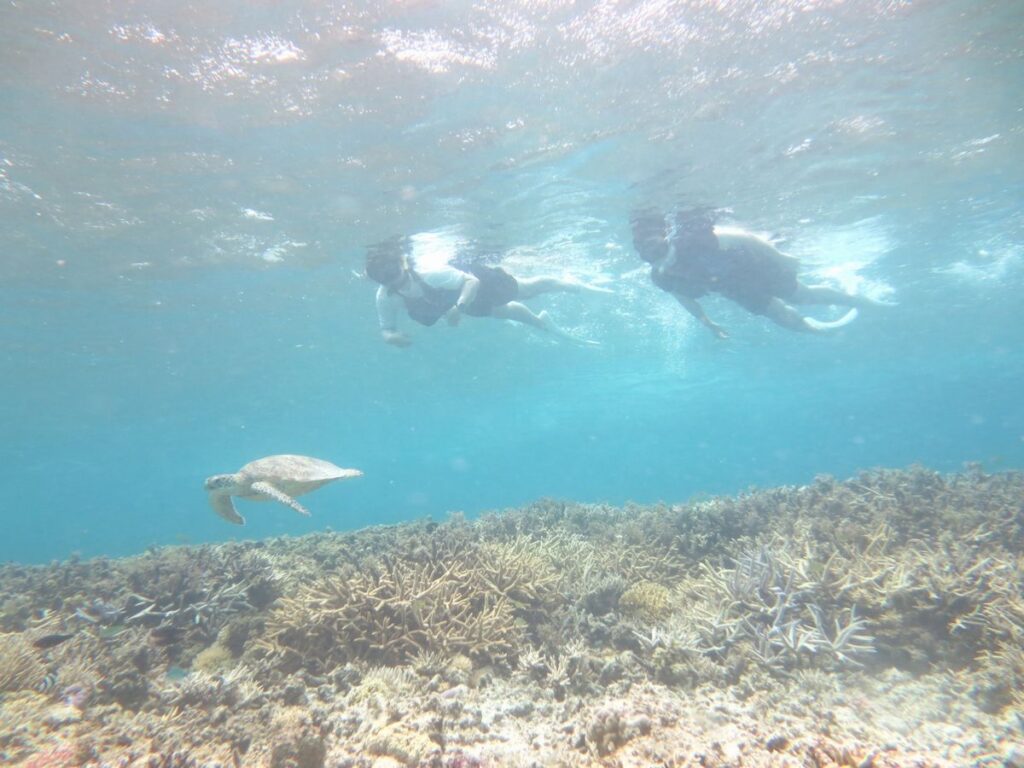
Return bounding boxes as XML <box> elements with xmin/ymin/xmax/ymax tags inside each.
<box><xmin>209</xmin><ymin>493</ymin><xmax>245</xmax><ymax>525</ymax></box>
<box><xmin>250</xmin><ymin>481</ymin><xmax>312</xmax><ymax>517</ymax></box>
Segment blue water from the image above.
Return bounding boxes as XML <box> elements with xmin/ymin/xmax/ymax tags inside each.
<box><xmin>1</xmin><ymin>1</ymin><xmax>1022</xmax><ymax>563</ymax></box>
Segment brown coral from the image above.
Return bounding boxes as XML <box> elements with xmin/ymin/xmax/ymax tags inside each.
<box><xmin>618</xmin><ymin>581</ymin><xmax>673</xmax><ymax>624</ymax></box>
<box><xmin>1</xmin><ymin>466</ymin><xmax>1023</xmax><ymax>766</ymax></box>
<box><xmin>0</xmin><ymin>633</ymin><xmax>46</xmax><ymax>692</ymax></box>
<box><xmin>263</xmin><ymin>551</ymin><xmax>526</xmax><ymax>668</ymax></box>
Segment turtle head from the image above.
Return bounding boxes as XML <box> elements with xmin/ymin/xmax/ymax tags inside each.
<box><xmin>204</xmin><ymin>475</ymin><xmax>245</xmax><ymax>524</ymax></box>
<box><xmin>204</xmin><ymin>473</ymin><xmax>239</xmax><ymax>493</ymax></box>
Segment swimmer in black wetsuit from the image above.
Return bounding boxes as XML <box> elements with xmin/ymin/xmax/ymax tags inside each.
<box><xmin>365</xmin><ymin>231</ymin><xmax>608</xmax><ymax>347</ymax></box>
<box><xmin>632</xmin><ymin>209</ymin><xmax>887</xmax><ymax>338</ymax></box>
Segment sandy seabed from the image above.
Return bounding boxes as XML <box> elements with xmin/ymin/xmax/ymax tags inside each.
<box><xmin>2</xmin><ymin>465</ymin><xmax>1022</xmax><ymax>767</ymax></box>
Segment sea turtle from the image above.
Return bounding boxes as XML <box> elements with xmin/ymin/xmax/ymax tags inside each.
<box><xmin>204</xmin><ymin>455</ymin><xmax>363</xmax><ymax>525</ymax></box>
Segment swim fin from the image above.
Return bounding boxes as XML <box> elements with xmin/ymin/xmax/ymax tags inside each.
<box><xmin>805</xmin><ymin>308</ymin><xmax>859</xmax><ymax>332</ymax></box>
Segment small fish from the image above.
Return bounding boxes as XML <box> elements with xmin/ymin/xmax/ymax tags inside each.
<box><xmin>36</xmin><ymin>672</ymin><xmax>59</xmax><ymax>693</ymax></box>
<box><xmin>165</xmin><ymin>665</ymin><xmax>190</xmax><ymax>681</ymax></box>
<box><xmin>75</xmin><ymin>599</ymin><xmax>123</xmax><ymax>625</ymax></box>
<box><xmin>96</xmin><ymin>624</ymin><xmax>127</xmax><ymax>639</ymax></box>
<box><xmin>32</xmin><ymin>633</ymin><xmax>74</xmax><ymax>650</ymax></box>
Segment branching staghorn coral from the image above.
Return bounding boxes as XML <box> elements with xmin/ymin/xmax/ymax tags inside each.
<box><xmin>657</xmin><ymin>547</ymin><xmax>876</xmax><ymax>674</ymax></box>
<box><xmin>855</xmin><ymin>535</ymin><xmax>1024</xmax><ymax>673</ymax></box>
<box><xmin>525</xmin><ymin>529</ymin><xmax>686</xmax><ymax>607</ymax></box>
<box><xmin>113</xmin><ymin>548</ymin><xmax>278</xmax><ymax>649</ymax></box>
<box><xmin>262</xmin><ymin>547</ymin><xmax>528</xmax><ymax>668</ymax></box>
<box><xmin>633</xmin><ymin>613</ymin><xmax>726</xmax><ymax>685</ymax></box>
<box><xmin>477</xmin><ymin>504</ymin><xmax>691</xmax><ymax>587</ymax></box>
<box><xmin>0</xmin><ymin>632</ymin><xmax>46</xmax><ymax>692</ymax></box>
<box><xmin>1</xmin><ymin>462</ymin><xmax>1022</xmax><ymax>762</ymax></box>
<box><xmin>977</xmin><ymin>641</ymin><xmax>1024</xmax><ymax>711</ymax></box>
<box><xmin>728</xmin><ymin>512</ymin><xmax>1022</xmax><ymax>678</ymax></box>
<box><xmin>801</xmin><ymin>465</ymin><xmax>1024</xmax><ymax>551</ymax></box>
<box><xmin>807</xmin><ymin>605</ymin><xmax>875</xmax><ymax>665</ymax></box>
<box><xmin>39</xmin><ymin>632</ymin><xmax>101</xmax><ymax>702</ymax></box>
<box><xmin>476</xmin><ymin>535</ymin><xmax>561</xmax><ymax>607</ymax></box>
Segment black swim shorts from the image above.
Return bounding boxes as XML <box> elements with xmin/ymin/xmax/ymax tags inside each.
<box><xmin>461</xmin><ymin>265</ymin><xmax>519</xmax><ymax>315</ymax></box>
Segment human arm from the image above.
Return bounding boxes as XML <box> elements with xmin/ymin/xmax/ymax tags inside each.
<box><xmin>455</xmin><ymin>272</ymin><xmax>479</xmax><ymax>308</ymax></box>
<box><xmin>446</xmin><ymin>272</ymin><xmax>480</xmax><ymax>325</ymax></box>
<box><xmin>375</xmin><ymin>285</ymin><xmax>411</xmax><ymax>346</ymax></box>
<box><xmin>673</xmin><ymin>293</ymin><xmax>729</xmax><ymax>339</ymax></box>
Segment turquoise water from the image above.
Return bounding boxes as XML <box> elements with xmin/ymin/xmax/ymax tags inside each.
<box><xmin>1</xmin><ymin>1</ymin><xmax>1022</xmax><ymax>563</ymax></box>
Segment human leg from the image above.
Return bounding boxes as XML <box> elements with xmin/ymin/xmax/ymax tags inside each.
<box><xmin>489</xmin><ymin>302</ymin><xmax>599</xmax><ymax>345</ymax></box>
<box><xmin>763</xmin><ymin>298</ymin><xmax>819</xmax><ymax>333</ymax></box>
<box><xmin>489</xmin><ymin>301</ymin><xmax>548</xmax><ymax>330</ymax></box>
<box><xmin>792</xmin><ymin>283</ymin><xmax>888</xmax><ymax>308</ymax></box>
<box><xmin>516</xmin><ymin>276</ymin><xmax>612</xmax><ymax>298</ymax></box>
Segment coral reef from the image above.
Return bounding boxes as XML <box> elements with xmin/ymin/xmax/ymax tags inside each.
<box><xmin>650</xmin><ymin>545</ymin><xmax>877</xmax><ymax>676</ymax></box>
<box><xmin>0</xmin><ymin>633</ymin><xmax>47</xmax><ymax>692</ymax></box>
<box><xmin>0</xmin><ymin>465</ymin><xmax>1022</xmax><ymax>766</ymax></box>
<box><xmin>259</xmin><ymin>533</ymin><xmax>562</xmax><ymax>670</ymax></box>
<box><xmin>617</xmin><ymin>580</ymin><xmax>673</xmax><ymax>623</ymax></box>
<box><xmin>191</xmin><ymin>642</ymin><xmax>234</xmax><ymax>675</ymax></box>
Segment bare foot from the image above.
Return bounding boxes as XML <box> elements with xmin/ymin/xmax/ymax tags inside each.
<box><xmin>538</xmin><ymin>310</ymin><xmax>601</xmax><ymax>346</ymax></box>
<box><xmin>561</xmin><ymin>276</ymin><xmax>614</xmax><ymax>294</ymax></box>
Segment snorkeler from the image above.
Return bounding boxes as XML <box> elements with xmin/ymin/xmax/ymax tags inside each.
<box><xmin>366</xmin><ymin>231</ymin><xmax>607</xmax><ymax>347</ymax></box>
<box><xmin>631</xmin><ymin>209</ymin><xmax>889</xmax><ymax>338</ymax></box>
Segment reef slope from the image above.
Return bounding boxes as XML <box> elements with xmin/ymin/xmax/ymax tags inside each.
<box><xmin>1</xmin><ymin>465</ymin><xmax>1022</xmax><ymax>767</ymax></box>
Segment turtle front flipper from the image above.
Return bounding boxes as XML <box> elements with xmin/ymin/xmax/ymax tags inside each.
<box><xmin>250</xmin><ymin>481</ymin><xmax>312</xmax><ymax>517</ymax></box>
<box><xmin>209</xmin><ymin>492</ymin><xmax>245</xmax><ymax>525</ymax></box>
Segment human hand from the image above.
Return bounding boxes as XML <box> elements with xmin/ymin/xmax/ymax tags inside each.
<box><xmin>709</xmin><ymin>323</ymin><xmax>729</xmax><ymax>340</ymax></box>
<box><xmin>382</xmin><ymin>330</ymin><xmax>411</xmax><ymax>347</ymax></box>
<box><xmin>446</xmin><ymin>305</ymin><xmax>462</xmax><ymax>326</ymax></box>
